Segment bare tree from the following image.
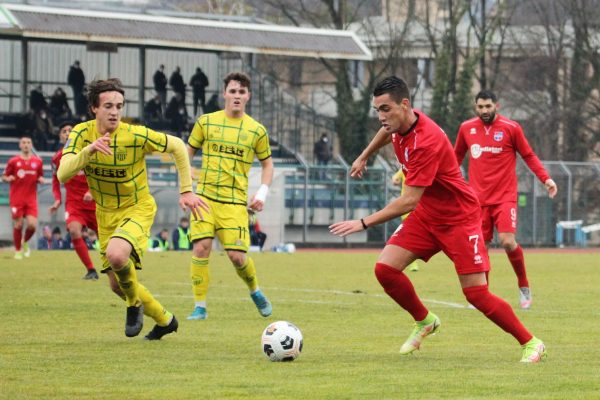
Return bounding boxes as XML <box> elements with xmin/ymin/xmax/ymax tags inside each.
<box><xmin>496</xmin><ymin>0</ymin><xmax>599</xmax><ymax>161</ymax></box>
<box><xmin>247</xmin><ymin>0</ymin><xmax>417</xmax><ymax>161</ymax></box>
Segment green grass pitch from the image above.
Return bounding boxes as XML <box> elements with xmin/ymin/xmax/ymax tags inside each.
<box><xmin>1</xmin><ymin>249</ymin><xmax>598</xmax><ymax>399</ymax></box>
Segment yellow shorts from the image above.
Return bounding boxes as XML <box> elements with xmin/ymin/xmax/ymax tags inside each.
<box><xmin>96</xmin><ymin>197</ymin><xmax>157</xmax><ymax>272</ymax></box>
<box><xmin>190</xmin><ymin>195</ymin><xmax>250</xmax><ymax>252</ymax></box>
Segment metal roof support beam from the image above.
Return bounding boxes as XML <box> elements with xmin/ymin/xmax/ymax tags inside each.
<box><xmin>20</xmin><ymin>38</ymin><xmax>27</xmax><ymax>113</ymax></box>
<box><xmin>139</xmin><ymin>46</ymin><xmax>146</xmax><ymax>119</ymax></box>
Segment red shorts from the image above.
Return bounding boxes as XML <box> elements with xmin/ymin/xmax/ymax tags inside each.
<box><xmin>65</xmin><ymin>207</ymin><xmax>98</xmax><ymax>233</ymax></box>
<box><xmin>481</xmin><ymin>202</ymin><xmax>517</xmax><ymax>242</ymax></box>
<box><xmin>387</xmin><ymin>213</ymin><xmax>490</xmax><ymax>275</ymax></box>
<box><xmin>10</xmin><ymin>202</ymin><xmax>38</xmax><ymax>219</ymax></box>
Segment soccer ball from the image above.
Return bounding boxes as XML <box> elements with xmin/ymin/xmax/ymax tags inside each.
<box><xmin>261</xmin><ymin>321</ymin><xmax>303</xmax><ymax>362</ymax></box>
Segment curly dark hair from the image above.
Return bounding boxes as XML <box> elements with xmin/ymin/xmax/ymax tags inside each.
<box><xmin>86</xmin><ymin>78</ymin><xmax>125</xmax><ymax>116</ymax></box>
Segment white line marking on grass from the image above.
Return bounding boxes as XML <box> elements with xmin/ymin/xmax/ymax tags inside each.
<box><xmin>164</xmin><ymin>282</ymin><xmax>468</xmax><ymax>309</ymax></box>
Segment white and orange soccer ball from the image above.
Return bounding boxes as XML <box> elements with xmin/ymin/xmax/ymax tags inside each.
<box><xmin>261</xmin><ymin>321</ymin><xmax>303</xmax><ymax>362</ymax></box>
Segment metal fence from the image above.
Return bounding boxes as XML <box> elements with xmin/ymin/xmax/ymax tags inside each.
<box><xmin>283</xmin><ymin>158</ymin><xmax>600</xmax><ymax>247</ymax></box>
<box><xmin>241</xmin><ymin>66</ymin><xmax>337</xmax><ymax>162</ymax></box>
<box><xmin>516</xmin><ymin>160</ymin><xmax>600</xmax><ymax>246</ymax></box>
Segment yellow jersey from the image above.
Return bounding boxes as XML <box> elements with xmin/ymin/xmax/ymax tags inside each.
<box><xmin>188</xmin><ymin>110</ymin><xmax>271</xmax><ymax>205</ymax></box>
<box><xmin>63</xmin><ymin>120</ymin><xmax>169</xmax><ymax>209</ymax></box>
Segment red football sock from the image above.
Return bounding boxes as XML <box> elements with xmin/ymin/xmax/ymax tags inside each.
<box><xmin>24</xmin><ymin>227</ymin><xmax>36</xmax><ymax>242</ymax></box>
<box><xmin>463</xmin><ymin>284</ymin><xmax>533</xmax><ymax>345</ymax></box>
<box><xmin>13</xmin><ymin>227</ymin><xmax>22</xmax><ymax>251</ymax></box>
<box><xmin>507</xmin><ymin>245</ymin><xmax>529</xmax><ymax>288</ymax></box>
<box><xmin>374</xmin><ymin>262</ymin><xmax>429</xmax><ymax>321</ymax></box>
<box><xmin>72</xmin><ymin>237</ymin><xmax>94</xmax><ymax>270</ymax></box>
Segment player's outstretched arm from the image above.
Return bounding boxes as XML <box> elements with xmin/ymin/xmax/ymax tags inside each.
<box><xmin>350</xmin><ymin>126</ymin><xmax>392</xmax><ymax>179</ymax></box>
<box><xmin>329</xmin><ymin>185</ymin><xmax>424</xmax><ymax>237</ymax></box>
<box><xmin>165</xmin><ymin>135</ymin><xmax>210</xmax><ymax>218</ymax></box>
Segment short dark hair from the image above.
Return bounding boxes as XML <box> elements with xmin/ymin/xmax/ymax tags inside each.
<box><xmin>59</xmin><ymin>121</ymin><xmax>74</xmax><ymax>131</ymax></box>
<box><xmin>223</xmin><ymin>72</ymin><xmax>251</xmax><ymax>91</ymax></box>
<box><xmin>87</xmin><ymin>78</ymin><xmax>125</xmax><ymax>116</ymax></box>
<box><xmin>373</xmin><ymin>76</ymin><xmax>411</xmax><ymax>104</ymax></box>
<box><xmin>475</xmin><ymin>90</ymin><xmax>497</xmax><ymax>103</ymax></box>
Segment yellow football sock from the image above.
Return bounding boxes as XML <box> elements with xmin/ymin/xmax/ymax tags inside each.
<box><xmin>112</xmin><ymin>259</ymin><xmax>140</xmax><ymax>307</ymax></box>
<box><xmin>191</xmin><ymin>257</ymin><xmax>210</xmax><ymax>303</ymax></box>
<box><xmin>138</xmin><ymin>283</ymin><xmax>172</xmax><ymax>326</ymax></box>
<box><xmin>235</xmin><ymin>256</ymin><xmax>258</xmax><ymax>292</ymax></box>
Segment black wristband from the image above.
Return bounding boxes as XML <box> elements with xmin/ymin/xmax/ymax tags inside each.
<box><xmin>360</xmin><ymin>218</ymin><xmax>368</xmax><ymax>230</ymax></box>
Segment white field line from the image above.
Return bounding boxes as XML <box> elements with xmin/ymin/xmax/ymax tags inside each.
<box><xmin>162</xmin><ymin>282</ymin><xmax>468</xmax><ymax>309</ymax></box>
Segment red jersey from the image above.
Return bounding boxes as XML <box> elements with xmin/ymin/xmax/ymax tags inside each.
<box><xmin>51</xmin><ymin>148</ymin><xmax>96</xmax><ymax>211</ymax></box>
<box><xmin>3</xmin><ymin>154</ymin><xmax>43</xmax><ymax>205</ymax></box>
<box><xmin>392</xmin><ymin>111</ymin><xmax>480</xmax><ymax>224</ymax></box>
<box><xmin>454</xmin><ymin>114</ymin><xmax>550</xmax><ymax>206</ymax></box>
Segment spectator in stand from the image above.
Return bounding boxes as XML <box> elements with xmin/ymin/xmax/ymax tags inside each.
<box><xmin>67</xmin><ymin>60</ymin><xmax>86</xmax><ymax>116</ymax></box>
<box><xmin>149</xmin><ymin>229</ymin><xmax>170</xmax><ymax>251</ymax></box>
<box><xmin>29</xmin><ymin>85</ymin><xmax>48</xmax><ymax>113</ymax></box>
<box><xmin>2</xmin><ymin>136</ymin><xmax>44</xmax><ymax>259</ymax></box>
<box><xmin>313</xmin><ymin>133</ymin><xmax>333</xmax><ymax>179</ymax></box>
<box><xmin>49</xmin><ymin>87</ymin><xmax>72</xmax><ymax>125</ymax></box>
<box><xmin>144</xmin><ymin>95</ymin><xmax>163</xmax><ymax>123</ymax></box>
<box><xmin>153</xmin><ymin>64</ymin><xmax>168</xmax><ymax>116</ymax></box>
<box><xmin>204</xmin><ymin>94</ymin><xmax>220</xmax><ymax>114</ymax></box>
<box><xmin>190</xmin><ymin>67</ymin><xmax>209</xmax><ymax>116</ymax></box>
<box><xmin>248</xmin><ymin>209</ymin><xmax>267</xmax><ymax>251</ymax></box>
<box><xmin>87</xmin><ymin>230</ymin><xmax>100</xmax><ymax>251</ymax></box>
<box><xmin>172</xmin><ymin>217</ymin><xmax>192</xmax><ymax>251</ymax></box>
<box><xmin>75</xmin><ymin>84</ymin><xmax>91</xmax><ymax>121</ymax></box>
<box><xmin>166</xmin><ymin>92</ymin><xmax>188</xmax><ymax>137</ymax></box>
<box><xmin>52</xmin><ymin>226</ymin><xmax>67</xmax><ymax>249</ymax></box>
<box><xmin>37</xmin><ymin>225</ymin><xmax>55</xmax><ymax>250</ymax></box>
<box><xmin>169</xmin><ymin>66</ymin><xmax>186</xmax><ymax>101</ymax></box>
<box><xmin>23</xmin><ymin>108</ymin><xmax>54</xmax><ymax>151</ymax></box>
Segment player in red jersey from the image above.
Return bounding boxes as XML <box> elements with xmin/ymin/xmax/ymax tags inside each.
<box><xmin>455</xmin><ymin>90</ymin><xmax>557</xmax><ymax>309</ymax></box>
<box><xmin>2</xmin><ymin>135</ymin><xmax>44</xmax><ymax>259</ymax></box>
<box><xmin>330</xmin><ymin>77</ymin><xmax>546</xmax><ymax>363</ymax></box>
<box><xmin>49</xmin><ymin>122</ymin><xmax>99</xmax><ymax>280</ymax></box>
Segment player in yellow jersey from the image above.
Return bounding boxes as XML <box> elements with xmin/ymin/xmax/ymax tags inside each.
<box><xmin>57</xmin><ymin>78</ymin><xmax>207</xmax><ymax>339</ymax></box>
<box><xmin>392</xmin><ymin>169</ymin><xmax>419</xmax><ymax>271</ymax></box>
<box><xmin>186</xmin><ymin>72</ymin><xmax>274</xmax><ymax>320</ymax></box>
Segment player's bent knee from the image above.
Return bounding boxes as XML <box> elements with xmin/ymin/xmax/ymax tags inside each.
<box><xmin>106</xmin><ymin>252</ymin><xmax>129</xmax><ymax>269</ymax></box>
<box><xmin>228</xmin><ymin>252</ymin><xmax>245</xmax><ymax>267</ymax></box>
<box><xmin>374</xmin><ymin>262</ymin><xmax>399</xmax><ymax>286</ymax></box>
<box><xmin>67</xmin><ymin>225</ymin><xmax>82</xmax><ymax>238</ymax></box>
<box><xmin>192</xmin><ymin>239</ymin><xmax>211</xmax><ymax>258</ymax></box>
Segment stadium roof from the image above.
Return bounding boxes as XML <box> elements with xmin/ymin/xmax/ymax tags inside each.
<box><xmin>0</xmin><ymin>3</ymin><xmax>372</xmax><ymax>60</ymax></box>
